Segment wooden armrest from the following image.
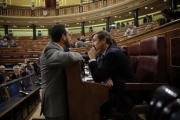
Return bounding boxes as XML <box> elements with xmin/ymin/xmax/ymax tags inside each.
<box><xmin>124</xmin><ymin>83</ymin><xmax>167</xmax><ymax>90</ymax></box>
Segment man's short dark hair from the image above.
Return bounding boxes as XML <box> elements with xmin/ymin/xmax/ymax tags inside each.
<box><xmin>161</xmin><ymin>6</ymin><xmax>171</xmax><ymax>14</ymax></box>
<box><xmin>50</xmin><ymin>24</ymin><xmax>66</xmax><ymax>42</ymax></box>
<box><xmin>77</xmin><ymin>38</ymin><xmax>80</xmax><ymax>41</ymax></box>
<box><xmin>92</xmin><ymin>31</ymin><xmax>112</xmax><ymax>45</ymax></box>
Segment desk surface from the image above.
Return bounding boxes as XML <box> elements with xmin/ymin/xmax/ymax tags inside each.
<box><xmin>0</xmin><ymin>85</ymin><xmax>40</xmax><ymax>117</ymax></box>
<box><xmin>0</xmin><ymin>94</ymin><xmax>26</xmax><ymax>116</ymax></box>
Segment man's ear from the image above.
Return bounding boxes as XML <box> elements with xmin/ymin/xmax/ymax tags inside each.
<box><xmin>103</xmin><ymin>38</ymin><xmax>106</xmax><ymax>44</ymax></box>
<box><xmin>62</xmin><ymin>34</ymin><xmax>66</xmax><ymax>41</ymax></box>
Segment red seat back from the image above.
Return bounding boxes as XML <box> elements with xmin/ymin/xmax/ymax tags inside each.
<box><xmin>2</xmin><ymin>56</ymin><xmax>11</xmax><ymax>59</ymax></box>
<box><xmin>130</xmin><ymin>42</ymin><xmax>140</xmax><ymax>73</ymax></box>
<box><xmin>136</xmin><ymin>36</ymin><xmax>167</xmax><ymax>102</ymax></box>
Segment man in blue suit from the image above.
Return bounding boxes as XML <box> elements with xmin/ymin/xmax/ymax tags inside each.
<box><xmin>88</xmin><ymin>31</ymin><xmax>142</xmax><ymax>120</ymax></box>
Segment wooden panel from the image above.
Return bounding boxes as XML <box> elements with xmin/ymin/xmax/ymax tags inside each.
<box><xmin>66</xmin><ymin>62</ymin><xmax>109</xmax><ymax>120</ymax></box>
<box><xmin>0</xmin><ymin>88</ymin><xmax>9</xmax><ymax>104</ymax></box>
<box><xmin>170</xmin><ymin>37</ymin><xmax>180</xmax><ymax>67</ymax></box>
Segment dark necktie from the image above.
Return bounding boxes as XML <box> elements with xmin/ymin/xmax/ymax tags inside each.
<box><xmin>97</xmin><ymin>54</ymin><xmax>104</xmax><ymax>67</ymax></box>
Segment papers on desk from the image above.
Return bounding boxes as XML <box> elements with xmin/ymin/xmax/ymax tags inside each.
<box><xmin>83</xmin><ymin>76</ymin><xmax>94</xmax><ymax>82</ymax></box>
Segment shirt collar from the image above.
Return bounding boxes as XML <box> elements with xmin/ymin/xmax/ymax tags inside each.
<box><xmin>53</xmin><ymin>42</ymin><xmax>64</xmax><ymax>51</ymax></box>
<box><xmin>102</xmin><ymin>45</ymin><xmax>109</xmax><ymax>56</ymax></box>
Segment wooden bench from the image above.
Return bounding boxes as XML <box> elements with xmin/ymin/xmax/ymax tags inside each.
<box><xmin>0</xmin><ymin>47</ymin><xmax>44</xmax><ymax>53</ymax></box>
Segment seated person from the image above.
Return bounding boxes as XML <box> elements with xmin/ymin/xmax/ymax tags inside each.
<box><xmin>3</xmin><ymin>34</ymin><xmax>10</xmax><ymax>40</ymax></box>
<box><xmin>10</xmin><ymin>40</ymin><xmax>17</xmax><ymax>47</ymax></box>
<box><xmin>121</xmin><ymin>22</ymin><xmax>125</xmax><ymax>28</ymax></box>
<box><xmin>20</xmin><ymin>64</ymin><xmax>31</xmax><ymax>76</ymax></box>
<box><xmin>0</xmin><ymin>65</ymin><xmax>9</xmax><ymax>84</ymax></box>
<box><xmin>145</xmin><ymin>24</ymin><xmax>153</xmax><ymax>31</ymax></box>
<box><xmin>154</xmin><ymin>18</ymin><xmax>166</xmax><ymax>28</ymax></box>
<box><xmin>161</xmin><ymin>6</ymin><xmax>180</xmax><ymax>22</ymax></box>
<box><xmin>143</xmin><ymin>15</ymin><xmax>151</xmax><ymax>23</ymax></box>
<box><xmin>88</xmin><ymin>31</ymin><xmax>142</xmax><ymax>120</ymax></box>
<box><xmin>124</xmin><ymin>24</ymin><xmax>135</xmax><ymax>36</ymax></box>
<box><xmin>75</xmin><ymin>38</ymin><xmax>85</xmax><ymax>48</ymax></box>
<box><xmin>1</xmin><ymin>38</ymin><xmax>8</xmax><ymax>47</ymax></box>
<box><xmin>9</xmin><ymin>65</ymin><xmax>21</xmax><ymax>80</ymax></box>
<box><xmin>126</xmin><ymin>22</ymin><xmax>129</xmax><ymax>27</ymax></box>
<box><xmin>69</xmin><ymin>40</ymin><xmax>75</xmax><ymax>48</ymax></box>
<box><xmin>24</xmin><ymin>59</ymin><xmax>34</xmax><ymax>73</ymax></box>
<box><xmin>80</xmin><ymin>35</ymin><xmax>85</xmax><ymax>42</ymax></box>
<box><xmin>0</xmin><ymin>40</ymin><xmax>3</xmax><ymax>46</ymax></box>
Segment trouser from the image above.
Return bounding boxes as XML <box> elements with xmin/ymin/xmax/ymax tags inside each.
<box><xmin>100</xmin><ymin>101</ymin><xmax>111</xmax><ymax>120</ymax></box>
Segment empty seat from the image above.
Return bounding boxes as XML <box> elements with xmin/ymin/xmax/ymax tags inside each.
<box><xmin>13</xmin><ymin>55</ymin><xmax>21</xmax><ymax>59</ymax></box>
<box><xmin>129</xmin><ymin>42</ymin><xmax>140</xmax><ymax>73</ymax></box>
<box><xmin>28</xmin><ymin>49</ymin><xmax>33</xmax><ymax>51</ymax></box>
<box><xmin>23</xmin><ymin>55</ymin><xmax>30</xmax><ymax>58</ymax></box>
<box><xmin>3</xmin><ymin>50</ymin><xmax>10</xmax><ymax>53</ymax></box>
<box><xmin>19</xmin><ymin>50</ymin><xmax>25</xmax><ymax>52</ymax></box>
<box><xmin>2</xmin><ymin>56</ymin><xmax>11</xmax><ymax>59</ymax></box>
<box><xmin>31</xmin><ymin>54</ymin><xmax>39</xmax><ymax>58</ymax></box>
<box><xmin>111</xmin><ymin>36</ymin><xmax>167</xmax><ymax>117</ymax></box>
<box><xmin>136</xmin><ymin>36</ymin><xmax>167</xmax><ymax>102</ymax></box>
<box><xmin>33</xmin><ymin>45</ymin><xmax>38</xmax><ymax>47</ymax></box>
<box><xmin>34</xmin><ymin>49</ymin><xmax>41</xmax><ymax>51</ymax></box>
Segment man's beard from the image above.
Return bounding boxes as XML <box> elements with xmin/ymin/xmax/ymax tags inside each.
<box><xmin>64</xmin><ymin>39</ymin><xmax>70</xmax><ymax>48</ymax></box>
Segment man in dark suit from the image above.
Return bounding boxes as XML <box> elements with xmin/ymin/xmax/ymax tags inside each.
<box><xmin>88</xmin><ymin>31</ymin><xmax>142</xmax><ymax>120</ymax></box>
<box><xmin>3</xmin><ymin>34</ymin><xmax>10</xmax><ymax>40</ymax></box>
<box><xmin>143</xmin><ymin>15</ymin><xmax>151</xmax><ymax>23</ymax></box>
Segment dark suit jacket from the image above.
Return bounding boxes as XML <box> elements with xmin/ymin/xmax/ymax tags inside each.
<box><xmin>0</xmin><ymin>72</ymin><xmax>5</xmax><ymax>84</ymax></box>
<box><xmin>89</xmin><ymin>45</ymin><xmax>142</xmax><ymax>113</ymax></box>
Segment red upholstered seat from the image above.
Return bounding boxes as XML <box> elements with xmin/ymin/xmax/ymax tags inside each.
<box><xmin>119</xmin><ymin>45</ymin><xmax>128</xmax><ymax>51</ymax></box>
<box><xmin>2</xmin><ymin>56</ymin><xmax>11</xmax><ymax>59</ymax></box>
<box><xmin>130</xmin><ymin>42</ymin><xmax>140</xmax><ymax>73</ymax></box>
<box><xmin>19</xmin><ymin>50</ymin><xmax>26</xmax><ymax>52</ymax></box>
<box><xmin>34</xmin><ymin>49</ymin><xmax>41</xmax><ymax>51</ymax></box>
<box><xmin>33</xmin><ymin>45</ymin><xmax>38</xmax><ymax>47</ymax></box>
<box><xmin>28</xmin><ymin>49</ymin><xmax>33</xmax><ymax>51</ymax></box>
<box><xmin>112</xmin><ymin>36</ymin><xmax>167</xmax><ymax>117</ymax></box>
<box><xmin>3</xmin><ymin>50</ymin><xmax>10</xmax><ymax>53</ymax></box>
<box><xmin>23</xmin><ymin>55</ymin><xmax>30</xmax><ymax>58</ymax></box>
<box><xmin>13</xmin><ymin>55</ymin><xmax>21</xmax><ymax>59</ymax></box>
<box><xmin>31</xmin><ymin>54</ymin><xmax>39</xmax><ymax>58</ymax></box>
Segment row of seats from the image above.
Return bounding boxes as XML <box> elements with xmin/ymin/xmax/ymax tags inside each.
<box><xmin>0</xmin><ymin>73</ymin><xmax>41</xmax><ymax>119</ymax></box>
<box><xmin>0</xmin><ymin>49</ymin><xmax>42</xmax><ymax>53</ymax></box>
<box><xmin>0</xmin><ymin>54</ymin><xmax>39</xmax><ymax>59</ymax></box>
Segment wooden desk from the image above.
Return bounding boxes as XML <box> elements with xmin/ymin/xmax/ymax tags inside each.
<box><xmin>0</xmin><ymin>73</ymin><xmax>41</xmax><ymax>119</ymax></box>
<box><xmin>66</xmin><ymin>62</ymin><xmax>109</xmax><ymax>120</ymax></box>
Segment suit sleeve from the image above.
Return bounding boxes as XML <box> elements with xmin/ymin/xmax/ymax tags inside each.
<box><xmin>89</xmin><ymin>53</ymin><xmax>120</xmax><ymax>83</ymax></box>
<box><xmin>44</xmin><ymin>48</ymin><xmax>83</xmax><ymax>67</ymax></box>
<box><xmin>0</xmin><ymin>74</ymin><xmax>4</xmax><ymax>84</ymax></box>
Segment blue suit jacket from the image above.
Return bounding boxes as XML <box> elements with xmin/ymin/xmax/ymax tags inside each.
<box><xmin>89</xmin><ymin>45</ymin><xmax>142</xmax><ymax>113</ymax></box>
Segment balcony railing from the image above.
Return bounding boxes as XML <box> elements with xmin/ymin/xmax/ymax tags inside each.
<box><xmin>0</xmin><ymin>0</ymin><xmax>126</xmax><ymax>17</ymax></box>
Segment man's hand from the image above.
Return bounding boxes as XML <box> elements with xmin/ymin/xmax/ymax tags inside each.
<box><xmin>104</xmin><ymin>78</ymin><xmax>113</xmax><ymax>87</ymax></box>
<box><xmin>88</xmin><ymin>47</ymin><xmax>100</xmax><ymax>59</ymax></box>
<box><xmin>5</xmin><ymin>76</ymin><xmax>9</xmax><ymax>82</ymax></box>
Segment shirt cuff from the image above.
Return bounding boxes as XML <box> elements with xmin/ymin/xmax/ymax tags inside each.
<box><xmin>89</xmin><ymin>59</ymin><xmax>96</xmax><ymax>63</ymax></box>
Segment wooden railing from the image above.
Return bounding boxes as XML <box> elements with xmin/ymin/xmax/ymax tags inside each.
<box><xmin>0</xmin><ymin>0</ymin><xmax>126</xmax><ymax>17</ymax></box>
